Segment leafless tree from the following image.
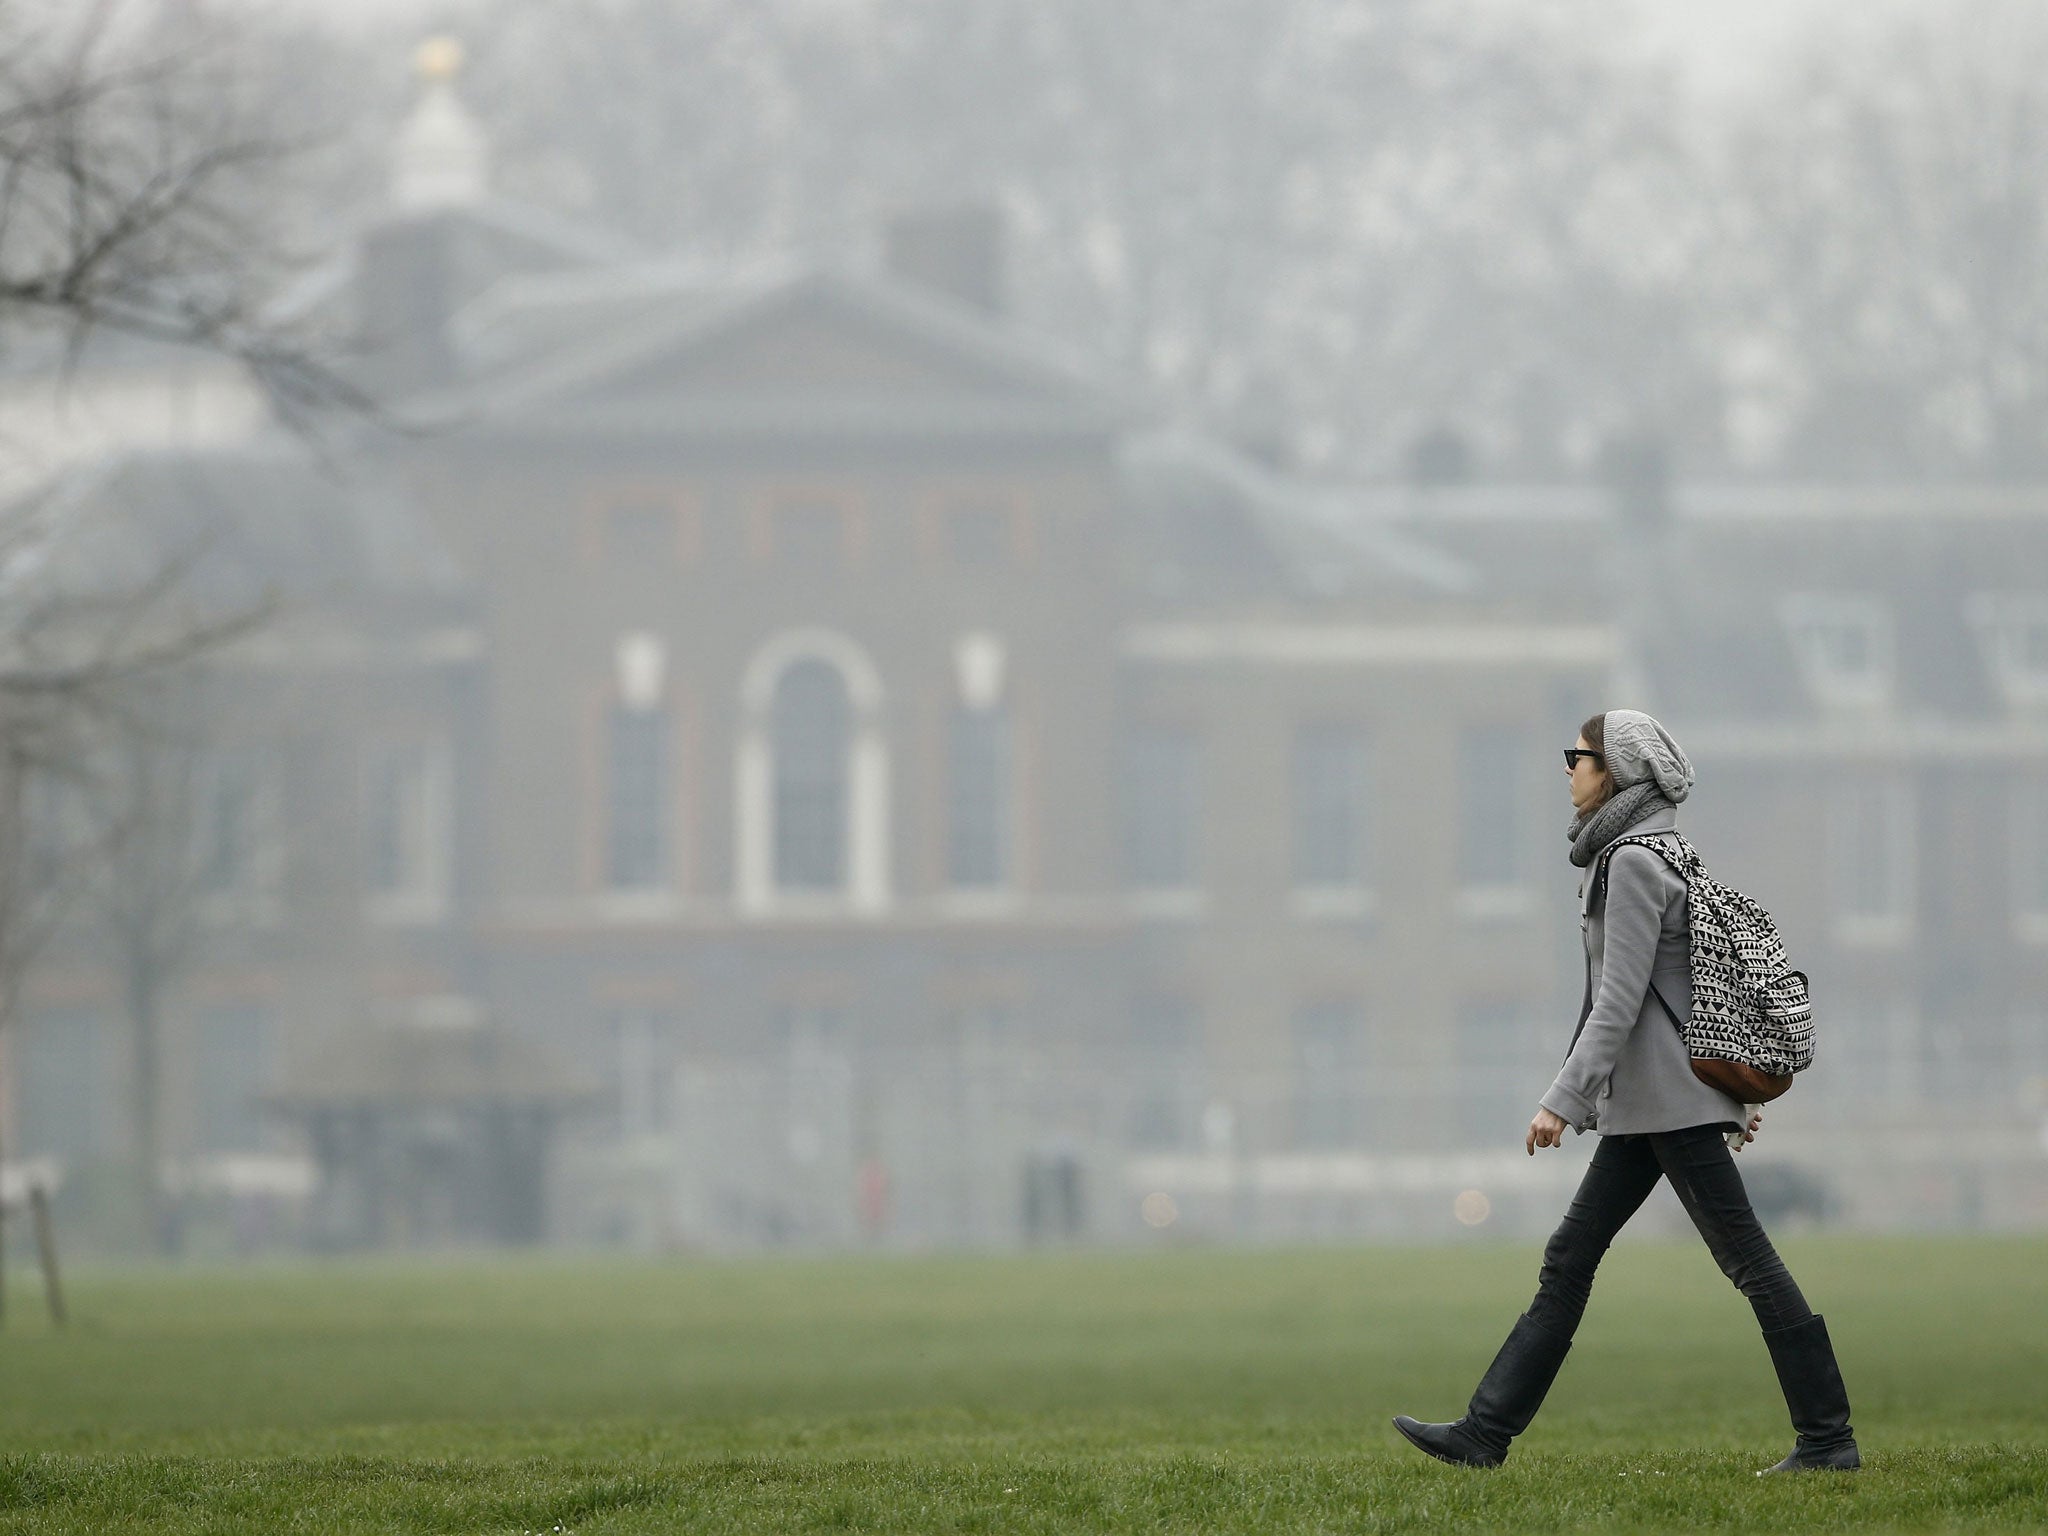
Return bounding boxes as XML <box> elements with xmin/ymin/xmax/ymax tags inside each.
<box><xmin>77</xmin><ymin>667</ymin><xmax>283</xmax><ymax>1250</ymax></box>
<box><xmin>0</xmin><ymin>2</ymin><xmax>373</xmax><ymax>1233</ymax></box>
<box><xmin>458</xmin><ymin>0</ymin><xmax>1711</xmax><ymax>476</ymax></box>
<box><xmin>0</xmin><ymin>0</ymin><xmax>377</xmax><ymax>424</ymax></box>
<box><xmin>1711</xmin><ymin>0</ymin><xmax>2048</xmax><ymax>477</ymax></box>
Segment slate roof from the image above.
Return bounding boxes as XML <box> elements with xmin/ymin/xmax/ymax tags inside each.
<box><xmin>1118</xmin><ymin>431</ymin><xmax>1478</xmax><ymax>605</ymax></box>
<box><xmin>404</xmin><ymin>258</ymin><xmax>1143</xmax><ymax>445</ymax></box>
<box><xmin>1339</xmin><ymin>481</ymin><xmax>2048</xmax><ymax>725</ymax></box>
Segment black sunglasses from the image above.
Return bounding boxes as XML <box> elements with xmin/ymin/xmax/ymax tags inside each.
<box><xmin>1563</xmin><ymin>748</ymin><xmax>1605</xmax><ymax>770</ymax></box>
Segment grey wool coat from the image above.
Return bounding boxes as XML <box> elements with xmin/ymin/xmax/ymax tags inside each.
<box><xmin>1539</xmin><ymin>803</ymin><xmax>1748</xmax><ymax>1137</ymax></box>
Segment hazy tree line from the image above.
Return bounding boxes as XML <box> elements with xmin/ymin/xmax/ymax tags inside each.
<box><xmin>34</xmin><ymin>0</ymin><xmax>2028</xmax><ymax>484</ymax></box>
<box><xmin>307</xmin><ymin>0</ymin><xmax>2047</xmax><ymax>483</ymax></box>
<box><xmin>2</xmin><ymin>0</ymin><xmax>2046</xmax><ymax>1248</ymax></box>
<box><xmin>0</xmin><ymin>0</ymin><xmax>341</xmax><ymax>1251</ymax></box>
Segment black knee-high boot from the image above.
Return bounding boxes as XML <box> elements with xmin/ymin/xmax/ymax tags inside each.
<box><xmin>1393</xmin><ymin>1311</ymin><xmax>1575</xmax><ymax>1467</ymax></box>
<box><xmin>1757</xmin><ymin>1312</ymin><xmax>1861</xmax><ymax>1473</ymax></box>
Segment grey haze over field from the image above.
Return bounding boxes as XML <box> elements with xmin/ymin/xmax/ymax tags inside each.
<box><xmin>0</xmin><ymin>0</ymin><xmax>2044</xmax><ymax>1264</ymax></box>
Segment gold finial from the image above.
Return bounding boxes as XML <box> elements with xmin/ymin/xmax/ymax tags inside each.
<box><xmin>414</xmin><ymin>36</ymin><xmax>464</xmax><ymax>83</ymax></box>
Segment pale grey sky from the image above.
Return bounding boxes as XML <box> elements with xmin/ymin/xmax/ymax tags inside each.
<box><xmin>273</xmin><ymin>0</ymin><xmax>1932</xmax><ymax>96</ymax></box>
<box><xmin>1621</xmin><ymin>0</ymin><xmax>1931</xmax><ymax>95</ymax></box>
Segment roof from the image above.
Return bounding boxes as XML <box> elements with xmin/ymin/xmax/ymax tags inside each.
<box><xmin>400</xmin><ymin>259</ymin><xmax>1143</xmax><ymax>443</ymax></box>
<box><xmin>266</xmin><ymin>1004</ymin><xmax>601</xmax><ymax>1108</ymax></box>
<box><xmin>1335</xmin><ymin>478</ymin><xmax>2048</xmax><ymax>724</ymax></box>
<box><xmin>1118</xmin><ymin>431</ymin><xmax>1478</xmax><ymax>604</ymax></box>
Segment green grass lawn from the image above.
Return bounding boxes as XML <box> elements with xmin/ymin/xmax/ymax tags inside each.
<box><xmin>0</xmin><ymin>1233</ymin><xmax>2042</xmax><ymax>1532</ymax></box>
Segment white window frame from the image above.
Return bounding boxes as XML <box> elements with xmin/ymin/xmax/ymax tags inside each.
<box><xmin>1289</xmin><ymin>722</ymin><xmax>1377</xmax><ymax>922</ymax></box>
<box><xmin>193</xmin><ymin>746</ymin><xmax>286</xmax><ymax>928</ymax></box>
<box><xmin>363</xmin><ymin>736</ymin><xmax>454</xmax><ymax>925</ymax></box>
<box><xmin>1122</xmin><ymin>723</ymin><xmax>1206</xmax><ymax>921</ymax></box>
<box><xmin>1782</xmin><ymin>593</ymin><xmax>1894</xmax><ymax>710</ymax></box>
<box><xmin>1966</xmin><ymin>592</ymin><xmax>2048</xmax><ymax>709</ymax></box>
<box><xmin>735</xmin><ymin>630</ymin><xmax>891</xmax><ymax>920</ymax></box>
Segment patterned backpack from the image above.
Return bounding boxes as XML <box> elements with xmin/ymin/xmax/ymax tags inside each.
<box><xmin>1597</xmin><ymin>831</ymin><xmax>1815</xmax><ymax>1101</ymax></box>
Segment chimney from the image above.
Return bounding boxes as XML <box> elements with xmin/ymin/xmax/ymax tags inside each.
<box><xmin>884</xmin><ymin>204</ymin><xmax>1006</xmax><ymax>317</ymax></box>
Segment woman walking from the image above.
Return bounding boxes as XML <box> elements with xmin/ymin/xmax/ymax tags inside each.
<box><xmin>1392</xmin><ymin>709</ymin><xmax>1860</xmax><ymax>1474</ymax></box>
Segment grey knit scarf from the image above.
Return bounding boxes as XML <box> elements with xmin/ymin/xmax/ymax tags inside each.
<box><xmin>1567</xmin><ymin>780</ymin><xmax>1674</xmax><ymax>869</ymax></box>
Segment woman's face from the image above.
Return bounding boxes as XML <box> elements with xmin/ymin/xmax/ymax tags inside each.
<box><xmin>1568</xmin><ymin>734</ymin><xmax>1612</xmax><ymax>813</ymax></box>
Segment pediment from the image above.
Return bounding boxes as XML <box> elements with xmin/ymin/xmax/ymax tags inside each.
<box><xmin>484</xmin><ymin>272</ymin><xmax>1121</xmax><ymax>420</ymax></box>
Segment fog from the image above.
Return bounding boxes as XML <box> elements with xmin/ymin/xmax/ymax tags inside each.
<box><xmin>1</xmin><ymin>0</ymin><xmax>2043</xmax><ymax>1264</ymax></box>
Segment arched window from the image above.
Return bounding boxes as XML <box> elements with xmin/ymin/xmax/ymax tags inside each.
<box><xmin>772</xmin><ymin>658</ymin><xmax>851</xmax><ymax>890</ymax></box>
<box><xmin>736</xmin><ymin>629</ymin><xmax>890</xmax><ymax>915</ymax></box>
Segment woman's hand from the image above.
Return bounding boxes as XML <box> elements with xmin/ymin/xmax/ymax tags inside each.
<box><xmin>1527</xmin><ymin>1107</ymin><xmax>1569</xmax><ymax>1155</ymax></box>
<box><xmin>1732</xmin><ymin>1106</ymin><xmax>1763</xmax><ymax>1151</ymax></box>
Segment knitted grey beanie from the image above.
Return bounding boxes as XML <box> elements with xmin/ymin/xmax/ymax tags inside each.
<box><xmin>1601</xmin><ymin>709</ymin><xmax>1694</xmax><ymax>804</ymax></box>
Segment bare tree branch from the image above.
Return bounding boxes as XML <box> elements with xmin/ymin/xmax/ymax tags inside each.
<box><xmin>0</xmin><ymin>1</ymin><xmax>387</xmax><ymax>1132</ymax></box>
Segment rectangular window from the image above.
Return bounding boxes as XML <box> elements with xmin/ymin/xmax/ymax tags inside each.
<box><xmin>603</xmin><ymin>1007</ymin><xmax>677</xmax><ymax>1140</ymax></box>
<box><xmin>1783</xmin><ymin>594</ymin><xmax>1892</xmax><ymax>707</ymax></box>
<box><xmin>947</xmin><ymin>705</ymin><xmax>1012</xmax><ymax>887</ymax></box>
<box><xmin>2006</xmin><ymin>1007</ymin><xmax>2048</xmax><ymax>1096</ymax></box>
<box><xmin>1810</xmin><ymin>987</ymin><xmax>1916</xmax><ymax>1107</ymax></box>
<box><xmin>775</xmin><ymin>1002</ymin><xmax>851</xmax><ymax>1055</ymax></box>
<box><xmin>947</xmin><ymin>497</ymin><xmax>1012</xmax><ymax>566</ymax></box>
<box><xmin>17</xmin><ymin>1008</ymin><xmax>108</xmax><ymax>1162</ymax></box>
<box><xmin>1458</xmin><ymin>727</ymin><xmax>1530</xmax><ymax>892</ymax></box>
<box><xmin>2013</xmin><ymin>774</ymin><xmax>2048</xmax><ymax>937</ymax></box>
<box><xmin>951</xmin><ymin>1000</ymin><xmax>1015</xmax><ymax>1059</ymax></box>
<box><xmin>22</xmin><ymin>770</ymin><xmax>91</xmax><ymax>894</ymax></box>
<box><xmin>1457</xmin><ymin>1002</ymin><xmax>1528</xmax><ymax>1146</ymax></box>
<box><xmin>1966</xmin><ymin>593</ymin><xmax>2048</xmax><ymax>704</ymax></box>
<box><xmin>364</xmin><ymin>739</ymin><xmax>452</xmax><ymax>914</ymax></box>
<box><xmin>1128</xmin><ymin>993</ymin><xmax>1197</xmax><ymax>1150</ymax></box>
<box><xmin>774</xmin><ymin>499</ymin><xmax>845</xmax><ymax>566</ymax></box>
<box><xmin>775</xmin><ymin>1002</ymin><xmax>855</xmax><ymax>1150</ymax></box>
<box><xmin>1828</xmin><ymin>775</ymin><xmax>1913</xmax><ymax>940</ymax></box>
<box><xmin>1292</xmin><ymin>723</ymin><xmax>1371</xmax><ymax>888</ymax></box>
<box><xmin>194</xmin><ymin>752</ymin><xmax>256</xmax><ymax>896</ymax></box>
<box><xmin>604</xmin><ymin>494</ymin><xmax>679</xmax><ymax>567</ymax></box>
<box><xmin>607</xmin><ymin>704</ymin><xmax>669</xmax><ymax>889</ymax></box>
<box><xmin>192</xmin><ymin>746</ymin><xmax>284</xmax><ymax>920</ymax></box>
<box><xmin>1123</xmin><ymin>725</ymin><xmax>1199</xmax><ymax>889</ymax></box>
<box><xmin>195</xmin><ymin>1005</ymin><xmax>269</xmax><ymax>1153</ymax></box>
<box><xmin>1291</xmin><ymin>1000</ymin><xmax>1363</xmax><ymax>1150</ymax></box>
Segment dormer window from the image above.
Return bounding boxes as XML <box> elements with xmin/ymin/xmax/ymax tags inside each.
<box><xmin>1966</xmin><ymin>593</ymin><xmax>2048</xmax><ymax>706</ymax></box>
<box><xmin>1782</xmin><ymin>595</ymin><xmax>1892</xmax><ymax>708</ymax></box>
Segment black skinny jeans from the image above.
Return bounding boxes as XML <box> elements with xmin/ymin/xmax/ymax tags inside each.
<box><xmin>1527</xmin><ymin>1123</ymin><xmax>1813</xmax><ymax>1338</ymax></box>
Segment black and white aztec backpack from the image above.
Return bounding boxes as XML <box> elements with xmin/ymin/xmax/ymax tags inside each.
<box><xmin>1596</xmin><ymin>831</ymin><xmax>1815</xmax><ymax>1102</ymax></box>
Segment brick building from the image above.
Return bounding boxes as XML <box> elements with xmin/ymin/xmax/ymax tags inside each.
<box><xmin>8</xmin><ymin>70</ymin><xmax>2043</xmax><ymax>1253</ymax></box>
